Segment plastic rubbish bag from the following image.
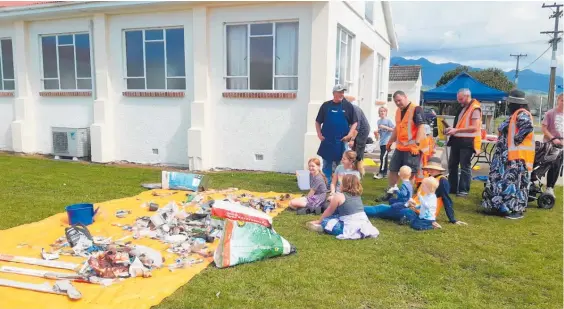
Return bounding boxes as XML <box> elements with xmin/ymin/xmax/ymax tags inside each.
<box><xmin>211</xmin><ymin>200</ymin><xmax>273</xmax><ymax>228</ymax></box>
<box><xmin>214</xmin><ymin>220</ymin><xmax>296</xmax><ymax>268</ymax></box>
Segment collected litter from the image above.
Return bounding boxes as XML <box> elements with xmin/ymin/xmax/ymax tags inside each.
<box><xmin>161</xmin><ymin>171</ymin><xmax>208</xmax><ymax>191</ymax></box>
<box><xmin>0</xmin><ymin>278</ymin><xmax>82</xmax><ymax>300</ymax></box>
<box><xmin>0</xmin><ymin>266</ymin><xmax>115</xmax><ymax>286</ymax></box>
<box><xmin>214</xmin><ymin>219</ymin><xmax>296</xmax><ymax>268</ymax></box>
<box><xmin>0</xmin><ymin>254</ymin><xmax>81</xmax><ymax>271</ymax></box>
<box><xmin>212</xmin><ymin>200</ymin><xmax>274</xmax><ymax>228</ymax></box>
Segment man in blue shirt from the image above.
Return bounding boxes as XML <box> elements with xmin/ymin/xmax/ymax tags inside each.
<box><xmin>374</xmin><ymin>106</ymin><xmax>395</xmax><ymax>179</ymax></box>
<box><xmin>315</xmin><ymin>84</ymin><xmax>358</xmax><ymax>186</ymax></box>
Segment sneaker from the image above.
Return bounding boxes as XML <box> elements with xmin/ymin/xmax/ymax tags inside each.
<box><xmin>387</xmin><ymin>185</ymin><xmax>399</xmax><ymax>194</ymax></box>
<box><xmin>374</xmin><ymin>173</ymin><xmax>383</xmax><ymax>179</ymax></box>
<box><xmin>505</xmin><ymin>212</ymin><xmax>524</xmax><ymax>220</ymax></box>
<box><xmin>456</xmin><ymin>192</ymin><xmax>469</xmax><ymax>197</ymax></box>
<box><xmin>399</xmin><ymin>216</ymin><xmax>410</xmax><ymax>225</ymax></box>
<box><xmin>545</xmin><ymin>187</ymin><xmax>555</xmax><ymax>196</ymax></box>
<box><xmin>375</xmin><ymin>193</ymin><xmax>392</xmax><ymax>203</ymax></box>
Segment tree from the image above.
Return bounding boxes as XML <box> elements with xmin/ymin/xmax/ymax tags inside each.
<box><xmin>436</xmin><ymin>65</ymin><xmax>515</xmax><ymax>92</ymax></box>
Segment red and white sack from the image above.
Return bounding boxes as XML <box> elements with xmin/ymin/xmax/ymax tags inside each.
<box><xmin>211</xmin><ymin>200</ymin><xmax>272</xmax><ymax>228</ymax></box>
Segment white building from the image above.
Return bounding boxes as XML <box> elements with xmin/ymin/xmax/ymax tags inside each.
<box><xmin>386</xmin><ymin>65</ymin><xmax>422</xmax><ymax>119</ymax></box>
<box><xmin>0</xmin><ymin>1</ymin><xmax>397</xmax><ymax>173</ymax></box>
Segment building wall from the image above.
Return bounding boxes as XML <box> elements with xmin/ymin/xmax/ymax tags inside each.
<box><xmin>108</xmin><ymin>11</ymin><xmax>193</xmax><ymax>165</ymax></box>
<box><xmin>0</xmin><ymin>25</ymin><xmax>14</xmax><ymax>150</ymax></box>
<box><xmin>208</xmin><ymin>3</ymin><xmax>312</xmax><ymax>173</ymax></box>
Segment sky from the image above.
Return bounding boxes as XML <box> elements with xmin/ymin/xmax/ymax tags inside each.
<box><xmin>391</xmin><ymin>1</ymin><xmax>563</xmax><ymax>76</ymax></box>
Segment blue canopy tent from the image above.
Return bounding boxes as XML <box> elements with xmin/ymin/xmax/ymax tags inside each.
<box><xmin>423</xmin><ymin>72</ymin><xmax>507</xmax><ymax>102</ymax></box>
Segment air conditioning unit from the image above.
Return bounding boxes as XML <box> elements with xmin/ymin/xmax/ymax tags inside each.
<box><xmin>51</xmin><ymin>127</ymin><xmax>90</xmax><ymax>160</ymax></box>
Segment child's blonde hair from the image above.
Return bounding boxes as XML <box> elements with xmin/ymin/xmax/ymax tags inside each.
<box><xmin>399</xmin><ymin>166</ymin><xmax>412</xmax><ymax>179</ymax></box>
<box><xmin>308</xmin><ymin>157</ymin><xmax>327</xmax><ymax>186</ymax></box>
<box><xmin>340</xmin><ymin>174</ymin><xmax>363</xmax><ymax>196</ymax></box>
<box><xmin>421</xmin><ymin>176</ymin><xmax>439</xmax><ymax>193</ymax></box>
<box><xmin>343</xmin><ymin>150</ymin><xmax>365</xmax><ymax>177</ymax></box>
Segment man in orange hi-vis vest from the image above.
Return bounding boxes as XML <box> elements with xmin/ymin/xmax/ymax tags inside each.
<box><xmin>384</xmin><ymin>90</ymin><xmax>426</xmax><ymax>193</ymax></box>
<box><xmin>445</xmin><ymin>88</ymin><xmax>482</xmax><ymax>197</ymax></box>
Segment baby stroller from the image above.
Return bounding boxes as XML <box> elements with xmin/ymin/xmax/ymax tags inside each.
<box><xmin>528</xmin><ymin>137</ymin><xmax>563</xmax><ymax>209</ymax></box>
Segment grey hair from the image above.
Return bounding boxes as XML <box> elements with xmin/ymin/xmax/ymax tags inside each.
<box><xmin>458</xmin><ymin>88</ymin><xmax>471</xmax><ymax>96</ymax></box>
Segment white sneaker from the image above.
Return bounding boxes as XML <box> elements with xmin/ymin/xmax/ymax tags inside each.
<box><xmin>545</xmin><ymin>187</ymin><xmax>555</xmax><ymax>196</ymax></box>
<box><xmin>387</xmin><ymin>185</ymin><xmax>399</xmax><ymax>194</ymax></box>
<box><xmin>374</xmin><ymin>173</ymin><xmax>383</xmax><ymax>179</ymax></box>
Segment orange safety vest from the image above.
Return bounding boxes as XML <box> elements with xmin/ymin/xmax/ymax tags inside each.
<box><xmin>415</xmin><ymin>136</ymin><xmax>436</xmax><ymax>183</ymax></box>
<box><xmin>413</xmin><ymin>175</ymin><xmax>446</xmax><ymax>218</ymax></box>
<box><xmin>507</xmin><ymin>108</ymin><xmax>535</xmax><ymax>172</ymax></box>
<box><xmin>453</xmin><ymin>99</ymin><xmax>482</xmax><ymax>154</ymax></box>
<box><xmin>395</xmin><ymin>103</ymin><xmax>419</xmax><ymax>152</ymax></box>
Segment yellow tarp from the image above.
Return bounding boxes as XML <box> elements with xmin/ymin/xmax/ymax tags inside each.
<box><xmin>0</xmin><ymin>189</ymin><xmax>295</xmax><ymax>309</ymax></box>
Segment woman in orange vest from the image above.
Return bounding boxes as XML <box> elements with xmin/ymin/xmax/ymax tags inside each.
<box><xmin>482</xmin><ymin>89</ymin><xmax>535</xmax><ymax>220</ymax></box>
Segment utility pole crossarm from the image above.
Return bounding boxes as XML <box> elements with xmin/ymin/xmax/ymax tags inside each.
<box><xmin>542</xmin><ymin>2</ymin><xmax>563</xmax><ymax>109</ymax></box>
<box><xmin>510</xmin><ymin>54</ymin><xmax>528</xmax><ymax>86</ymax></box>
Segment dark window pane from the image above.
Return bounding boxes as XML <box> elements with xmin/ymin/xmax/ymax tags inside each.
<box><xmin>4</xmin><ymin>80</ymin><xmax>14</xmax><ymax>90</ymax></box>
<box><xmin>126</xmin><ymin>78</ymin><xmax>145</xmax><ymax>90</ymax></box>
<box><xmin>145</xmin><ymin>29</ymin><xmax>163</xmax><ymax>41</ymax></box>
<box><xmin>165</xmin><ymin>28</ymin><xmax>185</xmax><ymax>77</ymax></box>
<box><xmin>249</xmin><ymin>36</ymin><xmax>273</xmax><ymax>90</ymax></box>
<box><xmin>167</xmin><ymin>78</ymin><xmax>185</xmax><ymax>90</ymax></box>
<box><xmin>44</xmin><ymin>79</ymin><xmax>59</xmax><ymax>90</ymax></box>
<box><xmin>1</xmin><ymin>39</ymin><xmax>14</xmax><ymax>79</ymax></box>
<box><xmin>58</xmin><ymin>35</ymin><xmax>73</xmax><ymax>45</ymax></box>
<box><xmin>75</xmin><ymin>34</ymin><xmax>91</xmax><ymax>78</ymax></box>
<box><xmin>145</xmin><ymin>41</ymin><xmax>165</xmax><ymax>89</ymax></box>
<box><xmin>58</xmin><ymin>45</ymin><xmax>76</xmax><ymax>89</ymax></box>
<box><xmin>77</xmin><ymin>79</ymin><xmax>91</xmax><ymax>90</ymax></box>
<box><xmin>250</xmin><ymin>23</ymin><xmax>272</xmax><ymax>36</ymax></box>
<box><xmin>42</xmin><ymin>36</ymin><xmax>58</xmax><ymax>78</ymax></box>
<box><xmin>125</xmin><ymin>31</ymin><xmax>144</xmax><ymax>77</ymax></box>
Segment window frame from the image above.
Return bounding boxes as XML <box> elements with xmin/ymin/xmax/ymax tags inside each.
<box><xmin>223</xmin><ymin>20</ymin><xmax>299</xmax><ymax>92</ymax></box>
<box><xmin>121</xmin><ymin>26</ymin><xmax>187</xmax><ymax>91</ymax></box>
<box><xmin>364</xmin><ymin>1</ymin><xmax>374</xmax><ymax>25</ymax></box>
<box><xmin>376</xmin><ymin>54</ymin><xmax>385</xmax><ymax>100</ymax></box>
<box><xmin>38</xmin><ymin>32</ymin><xmax>93</xmax><ymax>92</ymax></box>
<box><xmin>335</xmin><ymin>26</ymin><xmax>354</xmax><ymax>90</ymax></box>
<box><xmin>0</xmin><ymin>37</ymin><xmax>15</xmax><ymax>92</ymax></box>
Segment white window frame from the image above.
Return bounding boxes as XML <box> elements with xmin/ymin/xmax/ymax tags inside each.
<box><xmin>223</xmin><ymin>20</ymin><xmax>299</xmax><ymax>92</ymax></box>
<box><xmin>0</xmin><ymin>38</ymin><xmax>15</xmax><ymax>91</ymax></box>
<box><xmin>335</xmin><ymin>26</ymin><xmax>354</xmax><ymax>90</ymax></box>
<box><xmin>376</xmin><ymin>54</ymin><xmax>385</xmax><ymax>100</ymax></box>
<box><xmin>39</xmin><ymin>32</ymin><xmax>93</xmax><ymax>91</ymax></box>
<box><xmin>122</xmin><ymin>26</ymin><xmax>186</xmax><ymax>91</ymax></box>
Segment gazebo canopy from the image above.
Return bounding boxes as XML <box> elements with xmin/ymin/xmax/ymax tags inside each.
<box><xmin>423</xmin><ymin>72</ymin><xmax>507</xmax><ymax>102</ymax></box>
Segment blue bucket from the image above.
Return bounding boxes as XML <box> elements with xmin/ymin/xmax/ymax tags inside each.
<box><xmin>65</xmin><ymin>203</ymin><xmax>98</xmax><ymax>226</ymax></box>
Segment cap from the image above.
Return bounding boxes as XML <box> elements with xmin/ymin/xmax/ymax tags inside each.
<box><xmin>332</xmin><ymin>84</ymin><xmax>347</xmax><ymax>92</ymax></box>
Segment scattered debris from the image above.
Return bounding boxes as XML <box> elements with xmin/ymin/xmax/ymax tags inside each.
<box><xmin>0</xmin><ymin>278</ymin><xmax>81</xmax><ymax>300</ymax></box>
<box><xmin>0</xmin><ymin>254</ymin><xmax>81</xmax><ymax>271</ymax></box>
<box><xmin>41</xmin><ymin>248</ymin><xmax>60</xmax><ymax>261</ymax></box>
<box><xmin>115</xmin><ymin>210</ymin><xmax>131</xmax><ymax>218</ymax></box>
<box><xmin>0</xmin><ymin>266</ymin><xmax>115</xmax><ymax>286</ymax></box>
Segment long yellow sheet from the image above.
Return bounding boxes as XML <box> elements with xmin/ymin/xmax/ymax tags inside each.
<box><xmin>0</xmin><ymin>189</ymin><xmax>295</xmax><ymax>309</ymax></box>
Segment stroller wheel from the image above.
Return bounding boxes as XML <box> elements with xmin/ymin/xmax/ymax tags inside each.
<box><xmin>538</xmin><ymin>193</ymin><xmax>555</xmax><ymax>209</ymax></box>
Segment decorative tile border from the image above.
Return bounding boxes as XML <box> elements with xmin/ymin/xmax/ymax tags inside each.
<box><xmin>222</xmin><ymin>92</ymin><xmax>297</xmax><ymax>99</ymax></box>
<box><xmin>0</xmin><ymin>92</ymin><xmax>14</xmax><ymax>97</ymax></box>
<box><xmin>122</xmin><ymin>91</ymin><xmax>185</xmax><ymax>98</ymax></box>
<box><xmin>39</xmin><ymin>91</ymin><xmax>92</xmax><ymax>97</ymax></box>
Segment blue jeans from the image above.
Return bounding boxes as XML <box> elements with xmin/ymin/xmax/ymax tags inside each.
<box><xmin>364</xmin><ymin>204</ymin><xmax>434</xmax><ymax>231</ymax></box>
<box><xmin>322</xmin><ymin>158</ymin><xmax>340</xmax><ymax>187</ymax></box>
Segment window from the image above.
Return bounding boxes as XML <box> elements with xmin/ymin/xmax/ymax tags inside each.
<box><xmin>0</xmin><ymin>39</ymin><xmax>14</xmax><ymax>91</ymax></box>
<box><xmin>365</xmin><ymin>1</ymin><xmax>374</xmax><ymax>24</ymax></box>
<box><xmin>387</xmin><ymin>93</ymin><xmax>392</xmax><ymax>102</ymax></box>
<box><xmin>124</xmin><ymin>27</ymin><xmax>186</xmax><ymax>90</ymax></box>
<box><xmin>40</xmin><ymin>33</ymin><xmax>92</xmax><ymax>90</ymax></box>
<box><xmin>225</xmin><ymin>21</ymin><xmax>299</xmax><ymax>91</ymax></box>
<box><xmin>335</xmin><ymin>26</ymin><xmax>353</xmax><ymax>89</ymax></box>
<box><xmin>376</xmin><ymin>54</ymin><xmax>385</xmax><ymax>99</ymax></box>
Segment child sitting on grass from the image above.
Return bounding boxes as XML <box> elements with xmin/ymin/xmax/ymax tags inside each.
<box><xmin>387</xmin><ymin>165</ymin><xmax>413</xmax><ymax>204</ymax></box>
<box><xmin>328</xmin><ymin>150</ymin><xmax>364</xmax><ymax>200</ymax></box>
<box><xmin>402</xmin><ymin>176</ymin><xmax>441</xmax><ymax>230</ymax></box>
<box><xmin>289</xmin><ymin>158</ymin><xmax>328</xmax><ymax>215</ymax></box>
<box><xmin>307</xmin><ymin>174</ymin><xmax>379</xmax><ymax>240</ymax></box>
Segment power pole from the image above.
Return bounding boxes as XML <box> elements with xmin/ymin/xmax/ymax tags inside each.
<box><xmin>541</xmin><ymin>2</ymin><xmax>563</xmax><ymax>109</ymax></box>
<box><xmin>510</xmin><ymin>54</ymin><xmax>527</xmax><ymax>86</ymax></box>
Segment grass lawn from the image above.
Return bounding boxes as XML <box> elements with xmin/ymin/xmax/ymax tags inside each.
<box><xmin>1</xmin><ymin>153</ymin><xmax>562</xmax><ymax>309</ymax></box>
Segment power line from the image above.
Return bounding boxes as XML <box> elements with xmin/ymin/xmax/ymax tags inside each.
<box><xmin>510</xmin><ymin>54</ymin><xmax>527</xmax><ymax>86</ymax></box>
<box><xmin>521</xmin><ymin>45</ymin><xmax>552</xmax><ymax>70</ymax></box>
<box><xmin>398</xmin><ymin>40</ymin><xmax>546</xmax><ymax>55</ymax></box>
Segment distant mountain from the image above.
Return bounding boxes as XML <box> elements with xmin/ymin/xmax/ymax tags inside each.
<box><xmin>390</xmin><ymin>57</ymin><xmax>563</xmax><ymax>93</ymax></box>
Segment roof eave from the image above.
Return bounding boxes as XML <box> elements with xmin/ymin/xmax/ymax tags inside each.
<box><xmin>382</xmin><ymin>1</ymin><xmax>398</xmax><ymax>50</ymax></box>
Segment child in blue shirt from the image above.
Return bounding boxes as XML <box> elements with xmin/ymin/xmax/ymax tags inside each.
<box><xmin>388</xmin><ymin>166</ymin><xmax>413</xmax><ymax>205</ymax></box>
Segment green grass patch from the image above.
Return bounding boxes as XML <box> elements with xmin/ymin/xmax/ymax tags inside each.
<box><xmin>0</xmin><ymin>153</ymin><xmax>562</xmax><ymax>309</ymax></box>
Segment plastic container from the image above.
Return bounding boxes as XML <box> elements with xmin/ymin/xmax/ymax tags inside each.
<box><xmin>65</xmin><ymin>203</ymin><xmax>98</xmax><ymax>226</ymax></box>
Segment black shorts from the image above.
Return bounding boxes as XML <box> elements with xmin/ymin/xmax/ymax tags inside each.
<box><xmin>353</xmin><ymin>132</ymin><xmax>369</xmax><ymax>160</ymax></box>
<box><xmin>389</xmin><ymin>150</ymin><xmax>420</xmax><ymax>173</ymax></box>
